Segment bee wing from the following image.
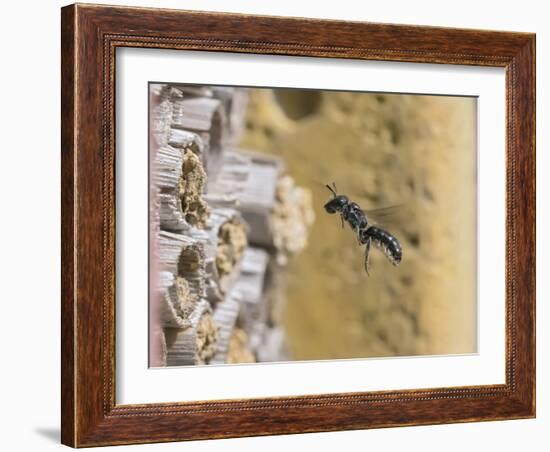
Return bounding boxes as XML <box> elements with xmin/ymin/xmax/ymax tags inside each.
<box><xmin>361</xmin><ymin>204</ymin><xmax>404</xmax><ymax>227</ymax></box>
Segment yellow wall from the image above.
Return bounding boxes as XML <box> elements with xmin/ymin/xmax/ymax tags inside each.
<box><xmin>241</xmin><ymin>89</ymin><xmax>477</xmax><ymax>360</ymax></box>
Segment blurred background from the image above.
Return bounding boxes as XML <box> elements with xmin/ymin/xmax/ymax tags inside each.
<box><xmin>240</xmin><ymin>88</ymin><xmax>477</xmax><ymax>360</ymax></box>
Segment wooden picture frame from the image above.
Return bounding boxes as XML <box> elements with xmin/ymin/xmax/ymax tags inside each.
<box><xmin>61</xmin><ymin>3</ymin><xmax>535</xmax><ymax>447</ymax></box>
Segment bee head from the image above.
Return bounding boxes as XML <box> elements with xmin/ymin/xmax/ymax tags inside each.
<box><xmin>324</xmin><ymin>195</ymin><xmax>348</xmax><ymax>214</ymax></box>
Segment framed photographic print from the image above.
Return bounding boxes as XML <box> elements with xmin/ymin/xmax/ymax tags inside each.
<box><xmin>61</xmin><ymin>3</ymin><xmax>535</xmax><ymax>447</ymax></box>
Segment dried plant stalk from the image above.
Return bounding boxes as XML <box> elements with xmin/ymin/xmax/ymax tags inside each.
<box><xmin>236</xmin><ymin>248</ymin><xmax>271</xmax><ymax>352</ymax></box>
<box><xmin>205</xmin><ymin>151</ymin><xmax>252</xmax><ymax>207</ymax></box>
<box><xmin>226</xmin><ymin>328</ymin><xmax>256</xmax><ymax>364</ymax></box>
<box><xmin>210</xmin><ymin>289</ymin><xmax>243</xmax><ymax>364</ymax></box>
<box><xmin>211</xmin><ymin>87</ymin><xmax>249</xmax><ymax>145</ymax></box>
<box><xmin>164</xmin><ymin>299</ymin><xmax>219</xmax><ymax>366</ymax></box>
<box><xmin>150</xmin><ymin>85</ymin><xmax>174</xmax><ymax>148</ymax></box>
<box><xmin>179</xmin><ymin>149</ymin><xmax>209</xmax><ymax>228</ymax></box>
<box><xmin>202</xmin><ymin>209</ymin><xmax>248</xmax><ymax>303</ymax></box>
<box><xmin>157</xmin><ymin>272</ymin><xmax>199</xmax><ymax>328</ymax></box>
<box><xmin>216</xmin><ymin>218</ymin><xmax>248</xmax><ymax>278</ymax></box>
<box><xmin>256</xmin><ymin>327</ymin><xmax>289</xmax><ymax>363</ymax></box>
<box><xmin>232</xmin><ymin>151</ymin><xmax>315</xmax><ymax>264</ymax></box>
<box><xmin>171</xmin><ymin>96</ymin><xmax>226</xmax><ymax>179</ymax></box>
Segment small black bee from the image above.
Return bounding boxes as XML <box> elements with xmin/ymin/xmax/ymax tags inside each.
<box><xmin>324</xmin><ymin>182</ymin><xmax>402</xmax><ymax>274</ymax></box>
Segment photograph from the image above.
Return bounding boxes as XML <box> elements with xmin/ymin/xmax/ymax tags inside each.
<box><xmin>148</xmin><ymin>83</ymin><xmax>477</xmax><ymax>367</ymax></box>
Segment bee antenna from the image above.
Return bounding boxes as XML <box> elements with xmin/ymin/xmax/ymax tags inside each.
<box><xmin>325</xmin><ymin>184</ymin><xmax>337</xmax><ymax>197</ymax></box>
<box><xmin>332</xmin><ymin>182</ymin><xmax>338</xmax><ymax>193</ymax></box>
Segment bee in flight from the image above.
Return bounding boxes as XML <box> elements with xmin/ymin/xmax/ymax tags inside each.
<box><xmin>324</xmin><ymin>182</ymin><xmax>402</xmax><ymax>274</ymax></box>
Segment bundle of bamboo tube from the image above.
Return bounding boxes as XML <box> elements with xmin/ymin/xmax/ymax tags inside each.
<box><xmin>150</xmin><ymin>83</ymin><xmax>314</xmax><ymax>366</ymax></box>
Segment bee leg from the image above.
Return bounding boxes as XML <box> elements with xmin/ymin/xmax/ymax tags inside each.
<box><xmin>364</xmin><ymin>238</ymin><xmax>371</xmax><ymax>276</ymax></box>
<box><xmin>340</xmin><ymin>214</ymin><xmax>345</xmax><ymax>229</ymax></box>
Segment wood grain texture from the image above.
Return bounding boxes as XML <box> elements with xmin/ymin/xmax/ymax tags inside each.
<box><xmin>61</xmin><ymin>5</ymin><xmax>76</xmax><ymax>447</ymax></box>
<box><xmin>60</xmin><ymin>3</ymin><xmax>536</xmax><ymax>447</ymax></box>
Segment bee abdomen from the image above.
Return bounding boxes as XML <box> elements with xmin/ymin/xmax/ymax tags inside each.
<box><xmin>363</xmin><ymin>226</ymin><xmax>402</xmax><ymax>265</ymax></box>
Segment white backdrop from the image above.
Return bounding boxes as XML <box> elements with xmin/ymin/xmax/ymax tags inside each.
<box><xmin>0</xmin><ymin>1</ymin><xmax>545</xmax><ymax>451</ymax></box>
